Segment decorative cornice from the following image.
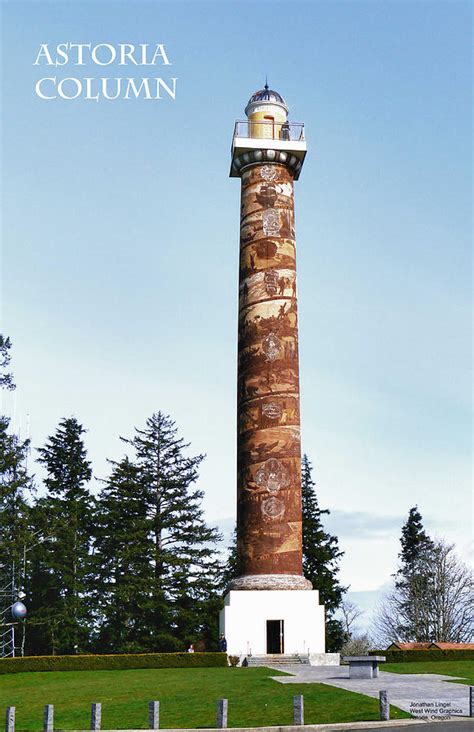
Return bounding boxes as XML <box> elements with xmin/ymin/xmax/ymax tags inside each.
<box><xmin>228</xmin><ymin>574</ymin><xmax>313</xmax><ymax>591</ymax></box>
<box><xmin>232</xmin><ymin>149</ymin><xmax>303</xmax><ymax>178</ymax></box>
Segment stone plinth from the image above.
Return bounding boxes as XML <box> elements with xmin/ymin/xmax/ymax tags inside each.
<box><xmin>344</xmin><ymin>656</ymin><xmax>386</xmax><ymax>679</ymax></box>
<box><xmin>229</xmin><ymin>574</ymin><xmax>312</xmax><ymax>591</ymax></box>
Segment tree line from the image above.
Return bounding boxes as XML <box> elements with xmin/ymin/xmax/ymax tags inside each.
<box><xmin>2</xmin><ymin>333</ymin><xmax>471</xmax><ymax>656</ymax></box>
<box><xmin>3</xmin><ymin>408</ymin><xmax>226</xmax><ymax>655</ymax></box>
<box><xmin>0</xmin><ymin>334</ymin><xmax>347</xmax><ymax>655</ymax></box>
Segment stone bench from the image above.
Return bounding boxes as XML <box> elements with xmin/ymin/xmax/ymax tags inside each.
<box><xmin>343</xmin><ymin>655</ymin><xmax>386</xmax><ymax>679</ymax></box>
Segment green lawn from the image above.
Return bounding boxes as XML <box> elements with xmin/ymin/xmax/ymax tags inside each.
<box><xmin>0</xmin><ymin>667</ymin><xmax>409</xmax><ymax>730</ymax></box>
<box><xmin>384</xmin><ymin>660</ymin><xmax>474</xmax><ymax>685</ymax></box>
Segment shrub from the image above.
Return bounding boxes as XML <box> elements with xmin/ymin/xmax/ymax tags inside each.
<box><xmin>369</xmin><ymin>649</ymin><xmax>474</xmax><ymax>663</ymax></box>
<box><xmin>0</xmin><ymin>652</ymin><xmax>227</xmax><ymax>675</ymax></box>
<box><xmin>340</xmin><ymin>634</ymin><xmax>372</xmax><ymax>659</ymax></box>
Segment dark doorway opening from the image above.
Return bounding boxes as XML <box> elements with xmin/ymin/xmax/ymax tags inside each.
<box><xmin>266</xmin><ymin>619</ymin><xmax>284</xmax><ymax>654</ymax></box>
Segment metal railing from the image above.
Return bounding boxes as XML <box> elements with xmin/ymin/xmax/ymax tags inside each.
<box><xmin>233</xmin><ymin>120</ymin><xmax>305</xmax><ymax>142</ymax></box>
<box><xmin>0</xmin><ymin>626</ymin><xmax>14</xmax><ymax>658</ymax></box>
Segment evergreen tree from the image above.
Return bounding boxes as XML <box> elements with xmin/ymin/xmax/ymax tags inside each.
<box><xmin>0</xmin><ymin>334</ymin><xmax>35</xmax><ymax>638</ymax></box>
<box><xmin>23</xmin><ymin>500</ymin><xmax>63</xmax><ymax>655</ymax></box>
<box><xmin>0</xmin><ymin>417</ymin><xmax>35</xmax><ymax>658</ymax></box>
<box><xmin>301</xmin><ymin>454</ymin><xmax>347</xmax><ymax>651</ymax></box>
<box><xmin>221</xmin><ymin>527</ymin><xmax>238</xmax><ymax>590</ymax></box>
<box><xmin>374</xmin><ymin>538</ymin><xmax>473</xmax><ymax>644</ymax></box>
<box><xmin>93</xmin><ymin>457</ymin><xmax>155</xmax><ymax>652</ymax></box>
<box><xmin>399</xmin><ymin>506</ymin><xmax>433</xmax><ymax>568</ymax></box>
<box><xmin>28</xmin><ymin>417</ymin><xmax>94</xmax><ymax>654</ymax></box>
<box><xmin>392</xmin><ymin>506</ymin><xmax>434</xmax><ymax>641</ymax></box>
<box><xmin>0</xmin><ymin>334</ymin><xmax>38</xmax><ymax>660</ymax></box>
<box><xmin>94</xmin><ymin>412</ymin><xmax>223</xmax><ymax>652</ymax></box>
<box><xmin>0</xmin><ymin>417</ymin><xmax>34</xmax><ymax>590</ymax></box>
<box><xmin>0</xmin><ymin>334</ymin><xmax>15</xmax><ymax>390</ymax></box>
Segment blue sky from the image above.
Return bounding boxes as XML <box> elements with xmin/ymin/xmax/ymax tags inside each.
<box><xmin>1</xmin><ymin>1</ymin><xmax>472</xmax><ymax>621</ymax></box>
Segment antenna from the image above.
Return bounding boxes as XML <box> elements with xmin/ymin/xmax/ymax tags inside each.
<box><xmin>25</xmin><ymin>413</ymin><xmax>31</xmax><ymax>472</ymax></box>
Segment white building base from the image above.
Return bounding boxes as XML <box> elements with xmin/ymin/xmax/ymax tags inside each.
<box><xmin>219</xmin><ymin>589</ymin><xmax>326</xmax><ymax>657</ymax></box>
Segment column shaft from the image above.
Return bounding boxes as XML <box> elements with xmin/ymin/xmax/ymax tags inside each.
<box><xmin>237</xmin><ymin>162</ymin><xmax>303</xmax><ymax>578</ymax></box>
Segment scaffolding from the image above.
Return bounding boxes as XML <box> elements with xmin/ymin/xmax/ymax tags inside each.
<box><xmin>0</xmin><ymin>573</ymin><xmax>16</xmax><ymax>657</ymax></box>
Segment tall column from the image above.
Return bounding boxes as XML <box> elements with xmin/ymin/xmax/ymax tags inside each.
<box><xmin>230</xmin><ymin>156</ymin><xmax>311</xmax><ymax>591</ymax></box>
<box><xmin>221</xmin><ymin>86</ymin><xmax>328</xmax><ymax>656</ymax></box>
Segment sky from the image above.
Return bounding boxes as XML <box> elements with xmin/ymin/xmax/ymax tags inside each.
<box><xmin>1</xmin><ymin>0</ymin><xmax>472</xmax><ymax>629</ymax></box>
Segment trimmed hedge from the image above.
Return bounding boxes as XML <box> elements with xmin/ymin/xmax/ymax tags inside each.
<box><xmin>370</xmin><ymin>649</ymin><xmax>474</xmax><ymax>663</ymax></box>
<box><xmin>0</xmin><ymin>652</ymin><xmax>227</xmax><ymax>674</ymax></box>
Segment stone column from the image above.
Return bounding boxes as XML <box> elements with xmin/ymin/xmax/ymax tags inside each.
<box><xmin>231</xmin><ymin>162</ymin><xmax>310</xmax><ymax>591</ymax></box>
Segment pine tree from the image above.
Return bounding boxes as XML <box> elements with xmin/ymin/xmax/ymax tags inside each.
<box><xmin>0</xmin><ymin>334</ymin><xmax>15</xmax><ymax>390</ymax></box>
<box><xmin>374</xmin><ymin>536</ymin><xmax>473</xmax><ymax>644</ymax></box>
<box><xmin>0</xmin><ymin>416</ymin><xmax>35</xmax><ymax>649</ymax></box>
<box><xmin>28</xmin><ymin>417</ymin><xmax>94</xmax><ymax>654</ymax></box>
<box><xmin>301</xmin><ymin>454</ymin><xmax>347</xmax><ymax>651</ymax></box>
<box><xmin>94</xmin><ymin>412</ymin><xmax>223</xmax><ymax>652</ymax></box>
<box><xmin>393</xmin><ymin>506</ymin><xmax>434</xmax><ymax>641</ymax></box>
<box><xmin>93</xmin><ymin>457</ymin><xmax>160</xmax><ymax>652</ymax></box>
<box><xmin>399</xmin><ymin>506</ymin><xmax>433</xmax><ymax>568</ymax></box>
<box><xmin>0</xmin><ymin>417</ymin><xmax>34</xmax><ymax>580</ymax></box>
<box><xmin>221</xmin><ymin>527</ymin><xmax>238</xmax><ymax>590</ymax></box>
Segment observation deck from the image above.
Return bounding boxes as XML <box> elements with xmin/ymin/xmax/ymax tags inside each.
<box><xmin>230</xmin><ymin>120</ymin><xmax>307</xmax><ymax>180</ymax></box>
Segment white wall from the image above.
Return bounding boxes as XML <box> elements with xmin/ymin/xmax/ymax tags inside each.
<box><xmin>220</xmin><ymin>589</ymin><xmax>326</xmax><ymax>656</ymax></box>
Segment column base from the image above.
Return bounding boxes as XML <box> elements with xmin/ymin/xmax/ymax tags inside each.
<box><xmin>219</xmin><ymin>588</ymin><xmax>325</xmax><ymax>657</ymax></box>
<box><xmin>228</xmin><ymin>574</ymin><xmax>313</xmax><ymax>591</ymax></box>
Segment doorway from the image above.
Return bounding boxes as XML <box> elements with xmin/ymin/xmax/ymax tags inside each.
<box><xmin>263</xmin><ymin>115</ymin><xmax>275</xmax><ymax>139</ymax></box>
<box><xmin>266</xmin><ymin>619</ymin><xmax>284</xmax><ymax>654</ymax></box>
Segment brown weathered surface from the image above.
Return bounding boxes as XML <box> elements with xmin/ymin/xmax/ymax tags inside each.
<box><xmin>237</xmin><ymin>163</ymin><xmax>304</xmax><ymax>577</ymax></box>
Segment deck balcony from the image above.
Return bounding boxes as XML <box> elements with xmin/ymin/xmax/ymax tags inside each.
<box><xmin>230</xmin><ymin>120</ymin><xmax>307</xmax><ymax>179</ymax></box>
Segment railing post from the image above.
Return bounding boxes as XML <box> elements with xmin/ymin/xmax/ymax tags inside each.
<box><xmin>90</xmin><ymin>703</ymin><xmax>101</xmax><ymax>731</ymax></box>
<box><xmin>469</xmin><ymin>687</ymin><xmax>474</xmax><ymax>717</ymax></box>
<box><xmin>5</xmin><ymin>707</ymin><xmax>15</xmax><ymax>732</ymax></box>
<box><xmin>293</xmin><ymin>695</ymin><xmax>304</xmax><ymax>725</ymax></box>
<box><xmin>43</xmin><ymin>705</ymin><xmax>54</xmax><ymax>732</ymax></box>
<box><xmin>379</xmin><ymin>690</ymin><xmax>389</xmax><ymax>721</ymax></box>
<box><xmin>148</xmin><ymin>701</ymin><xmax>160</xmax><ymax>730</ymax></box>
<box><xmin>216</xmin><ymin>699</ymin><xmax>228</xmax><ymax>729</ymax></box>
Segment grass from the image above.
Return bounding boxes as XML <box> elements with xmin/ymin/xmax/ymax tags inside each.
<box><xmin>0</xmin><ymin>667</ymin><xmax>409</xmax><ymax>730</ymax></box>
<box><xmin>384</xmin><ymin>660</ymin><xmax>474</xmax><ymax>686</ymax></box>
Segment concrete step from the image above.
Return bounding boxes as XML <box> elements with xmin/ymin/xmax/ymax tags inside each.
<box><xmin>246</xmin><ymin>654</ymin><xmax>310</xmax><ymax>666</ymax></box>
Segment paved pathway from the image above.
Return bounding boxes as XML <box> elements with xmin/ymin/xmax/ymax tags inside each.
<box><xmin>267</xmin><ymin>664</ymin><xmax>471</xmax><ymax>719</ymax></box>
<box><xmin>355</xmin><ymin>725</ymin><xmax>472</xmax><ymax>731</ymax></box>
